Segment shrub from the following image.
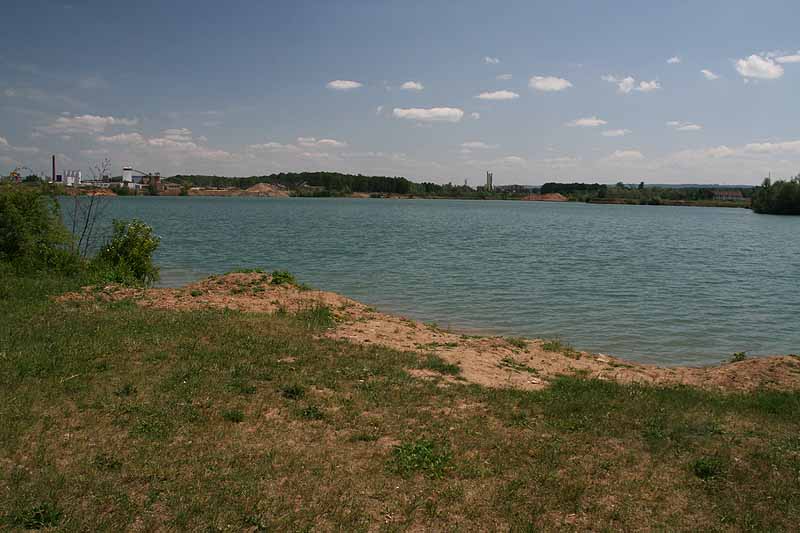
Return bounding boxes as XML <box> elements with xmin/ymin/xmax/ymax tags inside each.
<box><xmin>222</xmin><ymin>409</ymin><xmax>244</xmax><ymax>423</ymax></box>
<box><xmin>270</xmin><ymin>270</ymin><xmax>297</xmax><ymax>285</ymax></box>
<box><xmin>731</xmin><ymin>351</ymin><xmax>747</xmax><ymax>363</ymax></box>
<box><xmin>93</xmin><ymin>219</ymin><xmax>160</xmax><ymax>286</ymax></box>
<box><xmin>691</xmin><ymin>456</ymin><xmax>726</xmax><ymax>480</ymax></box>
<box><xmin>0</xmin><ymin>185</ymin><xmax>79</xmax><ymax>272</ymax></box>
<box><xmin>280</xmin><ymin>384</ymin><xmax>305</xmax><ymax>400</ymax></box>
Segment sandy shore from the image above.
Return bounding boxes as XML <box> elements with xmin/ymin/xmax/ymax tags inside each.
<box><xmin>59</xmin><ymin>272</ymin><xmax>800</xmax><ymax>392</ymax></box>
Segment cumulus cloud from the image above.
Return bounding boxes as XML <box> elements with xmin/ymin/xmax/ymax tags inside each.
<box><xmin>0</xmin><ymin>136</ymin><xmax>8</xmax><ymax>147</ymax></box>
<box><xmin>529</xmin><ymin>76</ymin><xmax>573</xmax><ymax>92</ymax></box>
<box><xmin>475</xmin><ymin>90</ymin><xmax>519</xmax><ymax>101</ymax></box>
<box><xmin>602</xmin><ymin>75</ymin><xmax>660</xmax><ymax>94</ymax></box>
<box><xmin>297</xmin><ymin>137</ymin><xmax>348</xmax><ymax>148</ymax></box>
<box><xmin>602</xmin><ymin>129</ymin><xmax>631</xmax><ymax>137</ymax></box>
<box><xmin>400</xmin><ymin>81</ymin><xmax>424</xmax><ymax>91</ymax></box>
<box><xmin>667</xmin><ymin>121</ymin><xmax>703</xmax><ymax>132</ymax></box>
<box><xmin>667</xmin><ymin>56</ymin><xmax>681</xmax><ymax>64</ymax></box>
<box><xmin>744</xmin><ymin>140</ymin><xmax>800</xmax><ymax>154</ymax></box>
<box><xmin>566</xmin><ymin>116</ymin><xmax>607</xmax><ymax>127</ymax></box>
<box><xmin>701</xmin><ymin>69</ymin><xmax>720</xmax><ymax>80</ymax></box>
<box><xmin>775</xmin><ymin>53</ymin><xmax>800</xmax><ymax>64</ymax></box>
<box><xmin>326</xmin><ymin>80</ymin><xmax>363</xmax><ymax>90</ymax></box>
<box><xmin>496</xmin><ymin>74</ymin><xmax>513</xmax><ymax>80</ymax></box>
<box><xmin>461</xmin><ymin>141</ymin><xmax>497</xmax><ymax>149</ymax></box>
<box><xmin>392</xmin><ymin>107</ymin><xmax>464</xmax><ymax>123</ymax></box>
<box><xmin>484</xmin><ymin>56</ymin><xmax>500</xmax><ymax>64</ymax></box>
<box><xmin>162</xmin><ymin>128</ymin><xmax>193</xmax><ymax>141</ymax></box>
<box><xmin>97</xmin><ymin>132</ymin><xmax>147</xmax><ymax>144</ymax></box>
<box><xmin>39</xmin><ymin>114</ymin><xmax>138</xmax><ymax>134</ymax></box>
<box><xmin>246</xmin><ymin>142</ymin><xmax>300</xmax><ymax>153</ymax></box>
<box><xmin>604</xmin><ymin>149</ymin><xmax>645</xmax><ymax>162</ymax></box>
<box><xmin>735</xmin><ymin>54</ymin><xmax>784</xmax><ymax>79</ymax></box>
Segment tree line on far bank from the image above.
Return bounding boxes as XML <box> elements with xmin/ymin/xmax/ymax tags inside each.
<box><xmin>751</xmin><ymin>176</ymin><xmax>800</xmax><ymax>215</ymax></box>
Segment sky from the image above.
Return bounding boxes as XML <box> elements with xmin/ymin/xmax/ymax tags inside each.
<box><xmin>2</xmin><ymin>0</ymin><xmax>800</xmax><ymax>185</ymax></box>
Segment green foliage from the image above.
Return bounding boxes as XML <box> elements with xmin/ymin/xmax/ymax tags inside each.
<box><xmin>0</xmin><ymin>185</ymin><xmax>79</xmax><ymax>272</ymax></box>
<box><xmin>388</xmin><ymin>439</ymin><xmax>452</xmax><ymax>478</ymax></box>
<box><xmin>731</xmin><ymin>351</ymin><xmax>747</xmax><ymax>363</ymax></box>
<box><xmin>293</xmin><ymin>304</ymin><xmax>335</xmax><ymax>330</ymax></box>
<box><xmin>4</xmin><ymin>502</ymin><xmax>62</xmax><ymax>529</ymax></box>
<box><xmin>222</xmin><ymin>409</ymin><xmax>244</xmax><ymax>423</ymax></box>
<box><xmin>296</xmin><ymin>405</ymin><xmax>324</xmax><ymax>420</ymax></box>
<box><xmin>506</xmin><ymin>337</ymin><xmax>528</xmax><ymax>350</ymax></box>
<box><xmin>751</xmin><ymin>176</ymin><xmax>800</xmax><ymax>215</ymax></box>
<box><xmin>541</xmin><ymin>338</ymin><xmax>580</xmax><ymax>359</ymax></box>
<box><xmin>280</xmin><ymin>384</ymin><xmax>305</xmax><ymax>400</ymax></box>
<box><xmin>93</xmin><ymin>219</ymin><xmax>160</xmax><ymax>286</ymax></box>
<box><xmin>270</xmin><ymin>270</ymin><xmax>297</xmax><ymax>285</ymax></box>
<box><xmin>691</xmin><ymin>456</ymin><xmax>726</xmax><ymax>480</ymax></box>
<box><xmin>419</xmin><ymin>354</ymin><xmax>461</xmax><ymax>375</ymax></box>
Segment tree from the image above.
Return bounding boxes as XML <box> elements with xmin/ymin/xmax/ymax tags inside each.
<box><xmin>68</xmin><ymin>158</ymin><xmax>112</xmax><ymax>258</ymax></box>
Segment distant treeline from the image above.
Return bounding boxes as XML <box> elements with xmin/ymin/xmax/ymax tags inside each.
<box><xmin>540</xmin><ymin>181</ymin><xmax>752</xmax><ymax>204</ymax></box>
<box><xmin>751</xmin><ymin>177</ymin><xmax>800</xmax><ymax>215</ymax></box>
<box><xmin>167</xmin><ymin>172</ymin><xmax>503</xmax><ymax>197</ymax></box>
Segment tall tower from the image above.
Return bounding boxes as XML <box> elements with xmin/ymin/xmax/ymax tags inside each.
<box><xmin>486</xmin><ymin>171</ymin><xmax>493</xmax><ymax>191</ymax></box>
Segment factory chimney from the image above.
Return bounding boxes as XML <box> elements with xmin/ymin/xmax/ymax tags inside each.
<box><xmin>52</xmin><ymin>155</ymin><xmax>56</xmax><ymax>183</ymax></box>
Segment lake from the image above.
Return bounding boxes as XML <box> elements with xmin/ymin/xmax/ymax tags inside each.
<box><xmin>73</xmin><ymin>196</ymin><xmax>800</xmax><ymax>366</ymax></box>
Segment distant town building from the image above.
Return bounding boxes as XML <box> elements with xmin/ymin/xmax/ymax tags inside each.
<box><xmin>712</xmin><ymin>189</ymin><xmax>745</xmax><ymax>201</ymax></box>
<box><xmin>53</xmin><ymin>170</ymin><xmax>81</xmax><ymax>186</ymax></box>
<box><xmin>486</xmin><ymin>171</ymin><xmax>493</xmax><ymax>191</ymax></box>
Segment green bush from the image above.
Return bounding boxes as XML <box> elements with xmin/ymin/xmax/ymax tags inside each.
<box><xmin>270</xmin><ymin>270</ymin><xmax>297</xmax><ymax>285</ymax></box>
<box><xmin>92</xmin><ymin>219</ymin><xmax>160</xmax><ymax>286</ymax></box>
<box><xmin>751</xmin><ymin>176</ymin><xmax>800</xmax><ymax>215</ymax></box>
<box><xmin>0</xmin><ymin>185</ymin><xmax>79</xmax><ymax>272</ymax></box>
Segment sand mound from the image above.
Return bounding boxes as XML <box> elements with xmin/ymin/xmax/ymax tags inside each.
<box><xmin>521</xmin><ymin>193</ymin><xmax>568</xmax><ymax>202</ymax></box>
<box><xmin>244</xmin><ymin>183</ymin><xmax>289</xmax><ymax>197</ymax></box>
<box><xmin>58</xmin><ymin>273</ymin><xmax>800</xmax><ymax>393</ymax></box>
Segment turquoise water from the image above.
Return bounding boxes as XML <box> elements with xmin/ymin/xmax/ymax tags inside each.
<box><xmin>77</xmin><ymin>196</ymin><xmax>799</xmax><ymax>366</ymax></box>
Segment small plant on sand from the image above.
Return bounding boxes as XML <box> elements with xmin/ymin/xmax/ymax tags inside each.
<box><xmin>731</xmin><ymin>351</ymin><xmax>747</xmax><ymax>363</ymax></box>
<box><xmin>114</xmin><ymin>383</ymin><xmax>137</xmax><ymax>397</ymax></box>
<box><xmin>270</xmin><ymin>270</ymin><xmax>297</xmax><ymax>286</ymax></box>
<box><xmin>190</xmin><ymin>289</ymin><xmax>203</xmax><ymax>297</ymax></box>
<box><xmin>542</xmin><ymin>338</ymin><xmax>581</xmax><ymax>359</ymax></box>
<box><xmin>280</xmin><ymin>384</ymin><xmax>305</xmax><ymax>400</ymax></box>
<box><xmin>389</xmin><ymin>439</ymin><xmax>452</xmax><ymax>478</ymax></box>
<box><xmin>419</xmin><ymin>354</ymin><xmax>461</xmax><ymax>375</ymax></box>
<box><xmin>222</xmin><ymin>409</ymin><xmax>244</xmax><ymax>423</ymax></box>
<box><xmin>92</xmin><ymin>452</ymin><xmax>122</xmax><ymax>471</ymax></box>
<box><xmin>506</xmin><ymin>337</ymin><xmax>528</xmax><ymax>350</ymax></box>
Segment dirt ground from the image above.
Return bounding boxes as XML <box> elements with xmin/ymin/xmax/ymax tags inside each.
<box><xmin>59</xmin><ymin>272</ymin><xmax>800</xmax><ymax>393</ymax></box>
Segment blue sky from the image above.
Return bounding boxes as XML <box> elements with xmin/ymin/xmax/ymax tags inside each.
<box><xmin>2</xmin><ymin>0</ymin><xmax>800</xmax><ymax>184</ymax></box>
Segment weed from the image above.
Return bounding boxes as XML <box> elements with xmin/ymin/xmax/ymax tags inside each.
<box><xmin>114</xmin><ymin>383</ymin><xmax>137</xmax><ymax>397</ymax></box>
<box><xmin>692</xmin><ymin>456</ymin><xmax>726</xmax><ymax>480</ymax></box>
<box><xmin>92</xmin><ymin>452</ymin><xmax>122</xmax><ymax>471</ymax></box>
<box><xmin>541</xmin><ymin>338</ymin><xmax>580</xmax><ymax>359</ymax></box>
<box><xmin>190</xmin><ymin>290</ymin><xmax>203</xmax><ymax>297</ymax></box>
<box><xmin>731</xmin><ymin>351</ymin><xmax>747</xmax><ymax>363</ymax></box>
<box><xmin>4</xmin><ymin>502</ymin><xmax>62</xmax><ymax>529</ymax></box>
<box><xmin>222</xmin><ymin>409</ymin><xmax>244</xmax><ymax>423</ymax></box>
<box><xmin>499</xmin><ymin>357</ymin><xmax>538</xmax><ymax>374</ymax></box>
<box><xmin>228</xmin><ymin>268</ymin><xmax>265</xmax><ymax>274</ymax></box>
<box><xmin>506</xmin><ymin>337</ymin><xmax>528</xmax><ymax>350</ymax></box>
<box><xmin>294</xmin><ymin>304</ymin><xmax>335</xmax><ymax>330</ymax></box>
<box><xmin>419</xmin><ymin>354</ymin><xmax>461</xmax><ymax>375</ymax></box>
<box><xmin>280</xmin><ymin>384</ymin><xmax>305</xmax><ymax>400</ymax></box>
<box><xmin>388</xmin><ymin>439</ymin><xmax>452</xmax><ymax>478</ymax></box>
<box><xmin>296</xmin><ymin>405</ymin><xmax>324</xmax><ymax>420</ymax></box>
<box><xmin>270</xmin><ymin>270</ymin><xmax>297</xmax><ymax>286</ymax></box>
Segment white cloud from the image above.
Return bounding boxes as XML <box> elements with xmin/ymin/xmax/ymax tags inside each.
<box><xmin>475</xmin><ymin>90</ymin><xmax>519</xmax><ymax>101</ymax></box>
<box><xmin>392</xmin><ymin>107</ymin><xmax>464</xmax><ymax>123</ymax></box>
<box><xmin>484</xmin><ymin>56</ymin><xmax>500</xmax><ymax>64</ymax></box>
<box><xmin>566</xmin><ymin>116</ymin><xmax>607</xmax><ymax>127</ymax></box>
<box><xmin>496</xmin><ymin>74</ymin><xmax>513</xmax><ymax>80</ymax></box>
<box><xmin>667</xmin><ymin>56</ymin><xmax>681</xmax><ymax>64</ymax></box>
<box><xmin>326</xmin><ymin>80</ymin><xmax>363</xmax><ymax>90</ymax></box>
<box><xmin>667</xmin><ymin>121</ymin><xmax>703</xmax><ymax>132</ymax></box>
<box><xmin>375</xmin><ymin>105</ymin><xmax>384</xmax><ymax>115</ymax></box>
<box><xmin>461</xmin><ymin>141</ymin><xmax>497</xmax><ymax>149</ymax></box>
<box><xmin>701</xmin><ymin>69</ymin><xmax>720</xmax><ymax>80</ymax></box>
<box><xmin>604</xmin><ymin>149</ymin><xmax>645</xmax><ymax>162</ymax></box>
<box><xmin>744</xmin><ymin>140</ymin><xmax>800</xmax><ymax>154</ymax></box>
<box><xmin>297</xmin><ymin>137</ymin><xmax>348</xmax><ymax>148</ymax></box>
<box><xmin>246</xmin><ymin>142</ymin><xmax>300</xmax><ymax>153</ymax></box>
<box><xmin>162</xmin><ymin>128</ymin><xmax>193</xmax><ymax>141</ymax></box>
<box><xmin>97</xmin><ymin>132</ymin><xmax>147</xmax><ymax>144</ymax></box>
<box><xmin>39</xmin><ymin>114</ymin><xmax>138</xmax><ymax>134</ymax></box>
<box><xmin>400</xmin><ymin>81</ymin><xmax>424</xmax><ymax>91</ymax></box>
<box><xmin>470</xmin><ymin>112</ymin><xmax>481</xmax><ymax>120</ymax></box>
<box><xmin>602</xmin><ymin>129</ymin><xmax>631</xmax><ymax>137</ymax></box>
<box><xmin>0</xmin><ymin>136</ymin><xmax>8</xmax><ymax>147</ymax></box>
<box><xmin>602</xmin><ymin>75</ymin><xmax>659</xmax><ymax>94</ymax></box>
<box><xmin>735</xmin><ymin>54</ymin><xmax>784</xmax><ymax>79</ymax></box>
<box><xmin>775</xmin><ymin>53</ymin><xmax>800</xmax><ymax>64</ymax></box>
<box><xmin>529</xmin><ymin>76</ymin><xmax>573</xmax><ymax>92</ymax></box>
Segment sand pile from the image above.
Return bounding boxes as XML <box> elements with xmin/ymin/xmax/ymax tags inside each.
<box><xmin>243</xmin><ymin>183</ymin><xmax>289</xmax><ymax>197</ymax></box>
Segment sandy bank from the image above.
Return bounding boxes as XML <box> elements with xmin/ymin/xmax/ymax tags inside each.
<box><xmin>59</xmin><ymin>272</ymin><xmax>800</xmax><ymax>392</ymax></box>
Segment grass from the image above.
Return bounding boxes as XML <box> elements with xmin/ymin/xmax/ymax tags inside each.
<box><xmin>2</xmin><ymin>266</ymin><xmax>800</xmax><ymax>530</ymax></box>
<box><xmin>731</xmin><ymin>351</ymin><xmax>748</xmax><ymax>363</ymax></box>
<box><xmin>506</xmin><ymin>337</ymin><xmax>528</xmax><ymax>350</ymax></box>
<box><xmin>541</xmin><ymin>338</ymin><xmax>581</xmax><ymax>359</ymax></box>
<box><xmin>419</xmin><ymin>354</ymin><xmax>461</xmax><ymax>375</ymax></box>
